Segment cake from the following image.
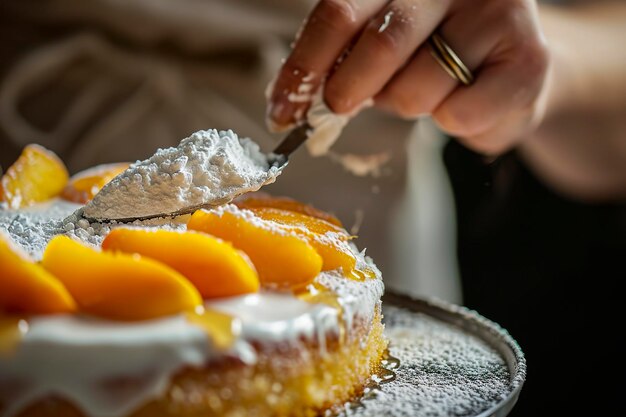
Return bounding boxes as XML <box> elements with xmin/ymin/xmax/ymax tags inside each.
<box><xmin>0</xmin><ymin>131</ymin><xmax>388</xmax><ymax>417</ymax></box>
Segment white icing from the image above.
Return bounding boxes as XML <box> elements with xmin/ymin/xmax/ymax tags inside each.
<box><xmin>83</xmin><ymin>129</ymin><xmax>281</xmax><ymax>220</ymax></box>
<box><xmin>0</xmin><ymin>279</ymin><xmax>382</xmax><ymax>417</ymax></box>
<box><xmin>208</xmin><ymin>292</ymin><xmax>340</xmax><ymax>344</ymax></box>
<box><xmin>0</xmin><ymin>314</ymin><xmax>212</xmax><ymax>417</ymax></box>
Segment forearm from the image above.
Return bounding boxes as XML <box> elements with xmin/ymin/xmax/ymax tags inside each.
<box><xmin>520</xmin><ymin>1</ymin><xmax>626</xmax><ymax>201</ymax></box>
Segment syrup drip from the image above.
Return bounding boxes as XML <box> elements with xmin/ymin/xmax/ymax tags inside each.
<box><xmin>348</xmin><ymin>264</ymin><xmax>377</xmax><ymax>282</ymax></box>
<box><xmin>333</xmin><ymin>348</ymin><xmax>401</xmax><ymax>415</ymax></box>
<box><xmin>0</xmin><ymin>316</ymin><xmax>29</xmax><ymax>357</ymax></box>
<box><xmin>185</xmin><ymin>306</ymin><xmax>241</xmax><ymax>350</ymax></box>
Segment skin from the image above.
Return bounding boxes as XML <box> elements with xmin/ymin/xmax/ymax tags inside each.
<box><xmin>267</xmin><ymin>0</ymin><xmax>626</xmax><ymax>202</ymax></box>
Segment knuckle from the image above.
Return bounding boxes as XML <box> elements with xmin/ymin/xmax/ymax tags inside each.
<box><xmin>518</xmin><ymin>38</ymin><xmax>550</xmax><ymax>80</ymax></box>
<box><xmin>499</xmin><ymin>2</ymin><xmax>550</xmax><ymax>80</ymax></box>
<box><xmin>314</xmin><ymin>0</ymin><xmax>359</xmax><ymax>33</ymax></box>
<box><xmin>364</xmin><ymin>10</ymin><xmax>413</xmax><ymax>59</ymax></box>
<box><xmin>500</xmin><ymin>0</ymin><xmax>531</xmax><ymax>24</ymax></box>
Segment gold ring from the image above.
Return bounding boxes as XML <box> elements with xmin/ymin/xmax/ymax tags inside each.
<box><xmin>428</xmin><ymin>33</ymin><xmax>474</xmax><ymax>86</ymax></box>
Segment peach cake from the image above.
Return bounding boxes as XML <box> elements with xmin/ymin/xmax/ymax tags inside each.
<box><xmin>0</xmin><ymin>144</ymin><xmax>388</xmax><ymax>417</ymax></box>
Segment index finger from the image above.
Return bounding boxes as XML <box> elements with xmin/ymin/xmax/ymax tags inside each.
<box><xmin>267</xmin><ymin>0</ymin><xmax>387</xmax><ymax>131</ymax></box>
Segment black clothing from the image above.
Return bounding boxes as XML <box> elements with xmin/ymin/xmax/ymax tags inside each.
<box><xmin>443</xmin><ymin>140</ymin><xmax>626</xmax><ymax>416</ymax></box>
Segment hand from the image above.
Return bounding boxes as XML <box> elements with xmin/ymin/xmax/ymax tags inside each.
<box><xmin>267</xmin><ymin>0</ymin><xmax>550</xmax><ymax>155</ymax></box>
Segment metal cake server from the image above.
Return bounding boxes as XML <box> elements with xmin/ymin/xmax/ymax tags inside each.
<box><xmin>82</xmin><ymin>123</ymin><xmax>312</xmax><ymax>223</ymax></box>
<box><xmin>267</xmin><ymin>122</ymin><xmax>312</xmax><ymax>169</ymax></box>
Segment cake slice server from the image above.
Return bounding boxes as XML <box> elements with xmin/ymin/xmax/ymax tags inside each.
<box><xmin>80</xmin><ymin>123</ymin><xmax>313</xmax><ymax>223</ymax></box>
<box><xmin>267</xmin><ymin>122</ymin><xmax>312</xmax><ymax>170</ymax></box>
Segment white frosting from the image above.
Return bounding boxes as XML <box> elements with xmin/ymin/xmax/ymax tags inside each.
<box><xmin>83</xmin><ymin>129</ymin><xmax>281</xmax><ymax>220</ymax></box>
<box><xmin>0</xmin><ymin>274</ymin><xmax>382</xmax><ymax>417</ymax></box>
<box><xmin>0</xmin><ymin>314</ymin><xmax>213</xmax><ymax>417</ymax></box>
<box><xmin>208</xmin><ymin>292</ymin><xmax>339</xmax><ymax>344</ymax></box>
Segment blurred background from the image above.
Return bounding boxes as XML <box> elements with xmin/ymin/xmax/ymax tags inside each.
<box><xmin>1</xmin><ymin>1</ymin><xmax>624</xmax><ymax>416</ymax></box>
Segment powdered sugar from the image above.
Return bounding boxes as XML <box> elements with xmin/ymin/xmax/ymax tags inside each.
<box><xmin>0</xmin><ymin>200</ymin><xmax>77</xmax><ymax>260</ymax></box>
<box><xmin>336</xmin><ymin>304</ymin><xmax>522</xmax><ymax>417</ymax></box>
<box><xmin>207</xmin><ymin>204</ymin><xmax>293</xmax><ymax>236</ymax></box>
<box><xmin>0</xmin><ymin>201</ymin><xmax>189</xmax><ymax>260</ymax></box>
<box><xmin>83</xmin><ymin>129</ymin><xmax>281</xmax><ymax>221</ymax></box>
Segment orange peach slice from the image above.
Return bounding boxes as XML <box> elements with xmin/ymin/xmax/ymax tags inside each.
<box><xmin>187</xmin><ymin>209</ymin><xmax>322</xmax><ymax>290</ymax></box>
<box><xmin>1</xmin><ymin>144</ymin><xmax>69</xmax><ymax>209</ymax></box>
<box><xmin>102</xmin><ymin>228</ymin><xmax>259</xmax><ymax>299</ymax></box>
<box><xmin>235</xmin><ymin>195</ymin><xmax>343</xmax><ymax>227</ymax></box>
<box><xmin>42</xmin><ymin>236</ymin><xmax>201</xmax><ymax>321</ymax></box>
<box><xmin>250</xmin><ymin>207</ymin><xmax>351</xmax><ymax>240</ymax></box>
<box><xmin>251</xmin><ymin>207</ymin><xmax>359</xmax><ymax>277</ymax></box>
<box><xmin>0</xmin><ymin>232</ymin><xmax>76</xmax><ymax>315</ymax></box>
<box><xmin>62</xmin><ymin>162</ymin><xmax>130</xmax><ymax>204</ymax></box>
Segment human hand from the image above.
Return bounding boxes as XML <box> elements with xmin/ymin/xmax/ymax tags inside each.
<box><xmin>267</xmin><ymin>0</ymin><xmax>550</xmax><ymax>155</ymax></box>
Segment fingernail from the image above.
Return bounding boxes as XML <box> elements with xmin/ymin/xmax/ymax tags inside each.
<box><xmin>268</xmin><ymin>97</ymin><xmax>297</xmax><ymax>130</ymax></box>
<box><xmin>266</xmin><ymin>111</ymin><xmax>291</xmax><ymax>133</ymax></box>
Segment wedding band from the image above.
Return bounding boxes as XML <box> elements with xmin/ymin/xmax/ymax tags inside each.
<box><xmin>428</xmin><ymin>33</ymin><xmax>474</xmax><ymax>86</ymax></box>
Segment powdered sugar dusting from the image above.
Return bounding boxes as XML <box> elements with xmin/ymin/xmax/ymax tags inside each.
<box><xmin>83</xmin><ymin>129</ymin><xmax>281</xmax><ymax>221</ymax></box>
<box><xmin>337</xmin><ymin>305</ymin><xmax>517</xmax><ymax>417</ymax></box>
<box><xmin>0</xmin><ymin>200</ymin><xmax>78</xmax><ymax>259</ymax></box>
<box><xmin>208</xmin><ymin>204</ymin><xmax>293</xmax><ymax>236</ymax></box>
<box><xmin>0</xmin><ymin>201</ymin><xmax>188</xmax><ymax>260</ymax></box>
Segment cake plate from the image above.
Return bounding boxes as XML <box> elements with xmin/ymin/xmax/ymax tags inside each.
<box><xmin>336</xmin><ymin>292</ymin><xmax>526</xmax><ymax>417</ymax></box>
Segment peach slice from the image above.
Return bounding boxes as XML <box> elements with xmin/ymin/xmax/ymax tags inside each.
<box><xmin>62</xmin><ymin>162</ymin><xmax>130</xmax><ymax>204</ymax></box>
<box><xmin>251</xmin><ymin>207</ymin><xmax>359</xmax><ymax>278</ymax></box>
<box><xmin>187</xmin><ymin>209</ymin><xmax>322</xmax><ymax>290</ymax></box>
<box><xmin>0</xmin><ymin>232</ymin><xmax>76</xmax><ymax>315</ymax></box>
<box><xmin>250</xmin><ymin>207</ymin><xmax>351</xmax><ymax>240</ymax></box>
<box><xmin>102</xmin><ymin>228</ymin><xmax>259</xmax><ymax>299</ymax></box>
<box><xmin>42</xmin><ymin>236</ymin><xmax>201</xmax><ymax>321</ymax></box>
<box><xmin>0</xmin><ymin>144</ymin><xmax>69</xmax><ymax>209</ymax></box>
<box><xmin>235</xmin><ymin>194</ymin><xmax>343</xmax><ymax>227</ymax></box>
